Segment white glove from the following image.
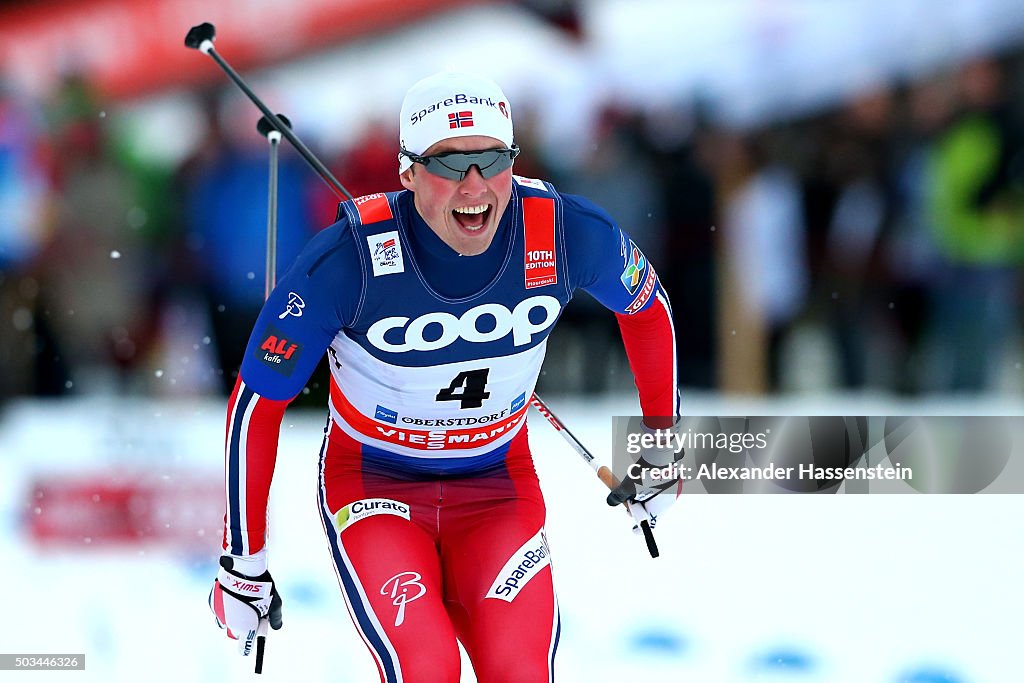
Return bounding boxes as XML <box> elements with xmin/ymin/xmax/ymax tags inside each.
<box><xmin>208</xmin><ymin>550</ymin><xmax>283</xmax><ymax>655</ymax></box>
<box><xmin>607</xmin><ymin>421</ymin><xmax>684</xmax><ymax>530</ymax></box>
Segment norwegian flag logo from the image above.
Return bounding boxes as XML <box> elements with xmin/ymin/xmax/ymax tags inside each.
<box><xmin>448</xmin><ymin>111</ymin><xmax>474</xmax><ymax>129</ymax></box>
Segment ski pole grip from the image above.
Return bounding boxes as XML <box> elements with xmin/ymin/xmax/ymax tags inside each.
<box><xmin>596</xmin><ymin>465</ymin><xmax>618</xmax><ymax>490</ymax></box>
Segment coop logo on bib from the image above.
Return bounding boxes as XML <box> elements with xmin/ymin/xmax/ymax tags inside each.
<box><xmin>366</xmin><ymin>296</ymin><xmax>560</xmax><ymax>353</ymax></box>
<box><xmin>367</xmin><ymin>231</ymin><xmax>404</xmax><ymax>276</ymax></box>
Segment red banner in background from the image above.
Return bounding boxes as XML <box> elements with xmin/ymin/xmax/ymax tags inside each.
<box><xmin>27</xmin><ymin>470</ymin><xmax>223</xmax><ymax>551</ymax></box>
<box><xmin>0</xmin><ymin>0</ymin><xmax>485</xmax><ymax>100</ymax></box>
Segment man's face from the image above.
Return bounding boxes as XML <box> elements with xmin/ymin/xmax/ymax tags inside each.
<box><xmin>400</xmin><ymin>135</ymin><xmax>514</xmax><ymax>256</ymax></box>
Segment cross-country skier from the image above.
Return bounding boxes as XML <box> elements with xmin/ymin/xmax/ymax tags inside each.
<box><xmin>208</xmin><ymin>71</ymin><xmax>680</xmax><ymax>681</ymax></box>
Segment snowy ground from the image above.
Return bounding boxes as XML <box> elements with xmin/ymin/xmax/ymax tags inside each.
<box><xmin>1</xmin><ymin>392</ymin><xmax>1021</xmax><ymax>682</ymax></box>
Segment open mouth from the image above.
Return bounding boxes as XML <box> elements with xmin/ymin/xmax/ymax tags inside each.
<box><xmin>452</xmin><ymin>204</ymin><xmax>491</xmax><ymax>232</ymax></box>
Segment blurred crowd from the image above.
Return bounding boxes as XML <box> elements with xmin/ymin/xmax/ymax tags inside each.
<box><xmin>2</xmin><ymin>48</ymin><xmax>1024</xmax><ymax>407</ymax></box>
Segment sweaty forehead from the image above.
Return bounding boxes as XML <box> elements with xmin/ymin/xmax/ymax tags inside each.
<box><xmin>423</xmin><ymin>135</ymin><xmax>506</xmax><ymax>155</ymax></box>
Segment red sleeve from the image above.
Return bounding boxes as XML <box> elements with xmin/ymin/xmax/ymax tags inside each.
<box><xmin>615</xmin><ymin>290</ymin><xmax>679</xmax><ymax>428</ymax></box>
<box><xmin>221</xmin><ymin>374</ymin><xmax>291</xmax><ymax>556</ymax></box>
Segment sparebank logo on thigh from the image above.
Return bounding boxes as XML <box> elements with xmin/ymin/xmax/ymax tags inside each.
<box><xmin>334</xmin><ymin>498</ymin><xmax>411</xmax><ymax>533</ymax></box>
<box><xmin>367</xmin><ymin>296</ymin><xmax>561</xmax><ymax>353</ymax></box>
<box><xmin>485</xmin><ymin>529</ymin><xmax>551</xmax><ymax>602</ymax></box>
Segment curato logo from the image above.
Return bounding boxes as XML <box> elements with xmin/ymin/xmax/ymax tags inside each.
<box><xmin>335</xmin><ymin>497</ymin><xmax>411</xmax><ymax>533</ymax></box>
<box><xmin>366</xmin><ymin>296</ymin><xmax>561</xmax><ymax>353</ymax></box>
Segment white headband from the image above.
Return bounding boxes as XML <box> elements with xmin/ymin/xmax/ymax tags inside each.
<box><xmin>398</xmin><ymin>71</ymin><xmax>514</xmax><ymax>173</ymax></box>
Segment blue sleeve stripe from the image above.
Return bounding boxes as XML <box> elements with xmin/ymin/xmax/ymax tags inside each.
<box><xmin>226</xmin><ymin>384</ymin><xmax>256</xmax><ymax>555</ymax></box>
<box><xmin>549</xmin><ymin>609</ymin><xmax>561</xmax><ymax>682</ymax></box>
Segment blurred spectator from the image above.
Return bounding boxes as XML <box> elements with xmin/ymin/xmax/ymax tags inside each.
<box><xmin>721</xmin><ymin>133</ymin><xmax>809</xmax><ymax>392</ymax></box>
<box><xmin>175</xmin><ymin>93</ymin><xmax>318</xmax><ymax>395</ymax></box>
<box><xmin>32</xmin><ymin>75</ymin><xmax>151</xmax><ymax>394</ymax></box>
<box><xmin>926</xmin><ymin>58</ymin><xmax>1024</xmax><ymax>391</ymax></box>
<box><xmin>516</xmin><ymin>0</ymin><xmax>584</xmax><ymax>41</ymax></box>
<box><xmin>504</xmin><ymin>100</ymin><xmax>551</xmax><ymax>181</ymax></box>
<box><xmin>640</xmin><ymin>104</ymin><xmax>719</xmax><ymax>389</ymax></box>
<box><xmin>0</xmin><ymin>81</ymin><xmax>55</xmax><ymax>402</ymax></box>
<box><xmin>817</xmin><ymin>87</ymin><xmax>898</xmax><ymax>390</ymax></box>
<box><xmin>309</xmin><ymin>122</ymin><xmax>402</xmax><ymax>226</ymax></box>
<box><xmin>882</xmin><ymin>76</ymin><xmax>956</xmax><ymax>394</ymax></box>
<box><xmin>542</xmin><ymin>106</ymin><xmax>666</xmax><ymax>394</ymax></box>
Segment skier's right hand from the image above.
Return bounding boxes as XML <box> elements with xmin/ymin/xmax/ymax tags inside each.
<box><xmin>208</xmin><ymin>551</ymin><xmax>283</xmax><ymax>655</ymax></box>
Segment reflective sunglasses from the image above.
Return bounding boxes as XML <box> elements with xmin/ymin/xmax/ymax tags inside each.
<box><xmin>401</xmin><ymin>145</ymin><xmax>520</xmax><ymax>181</ymax></box>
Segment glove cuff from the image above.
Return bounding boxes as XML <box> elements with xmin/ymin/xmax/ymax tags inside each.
<box><xmin>222</xmin><ymin>549</ymin><xmax>268</xmax><ymax>577</ymax></box>
<box><xmin>637</xmin><ymin>422</ymin><xmax>683</xmax><ymax>467</ymax></box>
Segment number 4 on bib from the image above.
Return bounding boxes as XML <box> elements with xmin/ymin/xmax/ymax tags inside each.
<box><xmin>436</xmin><ymin>369</ymin><xmax>491</xmax><ymax>409</ymax></box>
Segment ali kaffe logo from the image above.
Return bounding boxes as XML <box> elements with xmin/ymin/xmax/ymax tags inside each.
<box><xmin>254</xmin><ymin>325</ymin><xmax>303</xmax><ymax>375</ymax></box>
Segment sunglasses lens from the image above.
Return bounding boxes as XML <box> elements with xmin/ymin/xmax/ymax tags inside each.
<box><xmin>420</xmin><ymin>148</ymin><xmax>517</xmax><ymax>180</ymax></box>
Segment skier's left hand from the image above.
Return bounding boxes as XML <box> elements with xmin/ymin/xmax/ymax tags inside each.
<box><xmin>606</xmin><ymin>421</ymin><xmax>684</xmax><ymax>530</ymax></box>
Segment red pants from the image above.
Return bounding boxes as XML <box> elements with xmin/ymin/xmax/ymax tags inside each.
<box><xmin>317</xmin><ymin>421</ymin><xmax>560</xmax><ymax>683</ymax></box>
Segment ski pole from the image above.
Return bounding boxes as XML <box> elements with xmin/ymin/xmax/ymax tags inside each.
<box><xmin>253</xmin><ymin>620</ymin><xmax>268</xmax><ymax>674</ymax></box>
<box><xmin>184</xmin><ymin>22</ymin><xmax>353</xmax><ymax>201</ymax></box>
<box><xmin>530</xmin><ymin>395</ymin><xmax>659</xmax><ymax>558</ymax></box>
<box><xmin>257</xmin><ymin>114</ymin><xmax>291</xmax><ymax>299</ymax></box>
